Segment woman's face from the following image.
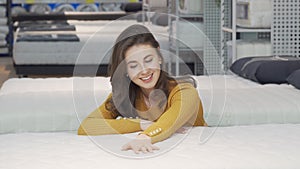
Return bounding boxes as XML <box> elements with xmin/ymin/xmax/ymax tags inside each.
<box><xmin>125</xmin><ymin>44</ymin><xmax>161</xmax><ymax>91</ymax></box>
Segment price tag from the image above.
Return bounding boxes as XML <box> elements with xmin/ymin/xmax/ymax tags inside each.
<box><xmin>25</xmin><ymin>0</ymin><xmax>35</xmax><ymax>4</ymax></box>
<box><xmin>86</xmin><ymin>0</ymin><xmax>94</xmax><ymax>4</ymax></box>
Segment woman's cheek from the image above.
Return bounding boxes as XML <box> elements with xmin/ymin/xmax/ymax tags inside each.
<box><xmin>127</xmin><ymin>68</ymin><xmax>140</xmax><ymax>79</ymax></box>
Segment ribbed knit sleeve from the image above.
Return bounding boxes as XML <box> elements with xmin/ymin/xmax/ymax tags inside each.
<box><xmin>140</xmin><ymin>83</ymin><xmax>204</xmax><ymax>143</ymax></box>
<box><xmin>78</xmin><ymin>93</ymin><xmax>142</xmax><ymax>135</ymax></box>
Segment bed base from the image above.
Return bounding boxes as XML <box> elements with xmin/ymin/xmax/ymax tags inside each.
<box><xmin>14</xmin><ymin>62</ymin><xmax>202</xmax><ymax>77</ymax></box>
<box><xmin>14</xmin><ymin>64</ymin><xmax>109</xmax><ymax>77</ymax></box>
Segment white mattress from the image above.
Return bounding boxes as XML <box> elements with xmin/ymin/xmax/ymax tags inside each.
<box><xmin>14</xmin><ymin>33</ymin><xmax>119</xmax><ymax>65</ymax></box>
<box><xmin>13</xmin><ymin>20</ymin><xmax>169</xmax><ymax>65</ymax></box>
<box><xmin>1</xmin><ymin>124</ymin><xmax>300</xmax><ymax>169</ymax></box>
<box><xmin>0</xmin><ymin>26</ymin><xmax>8</xmax><ymax>34</ymax></box>
<box><xmin>192</xmin><ymin>74</ymin><xmax>262</xmax><ymax>90</ymax></box>
<box><xmin>68</xmin><ymin>20</ymin><xmax>169</xmax><ymax>35</ymax></box>
<box><xmin>1</xmin><ymin>75</ymin><xmax>300</xmax><ymax>134</ymax></box>
<box><xmin>0</xmin><ymin>18</ymin><xmax>7</xmax><ymax>25</ymax></box>
<box><xmin>0</xmin><ymin>77</ymin><xmax>111</xmax><ymax>133</ymax></box>
<box><xmin>0</xmin><ymin>6</ymin><xmax>6</xmax><ymax>17</ymax></box>
<box><xmin>201</xmin><ymin>83</ymin><xmax>300</xmax><ymax>126</ymax></box>
<box><xmin>0</xmin><ymin>47</ymin><xmax>8</xmax><ymax>54</ymax></box>
<box><xmin>192</xmin><ymin>74</ymin><xmax>300</xmax><ymax>126</ymax></box>
<box><xmin>227</xmin><ymin>39</ymin><xmax>272</xmax><ymax>61</ymax></box>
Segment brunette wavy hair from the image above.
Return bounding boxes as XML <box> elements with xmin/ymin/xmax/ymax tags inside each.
<box><xmin>106</xmin><ymin>24</ymin><xmax>195</xmax><ymax>118</ymax></box>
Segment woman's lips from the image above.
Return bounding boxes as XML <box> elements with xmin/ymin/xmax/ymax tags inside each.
<box><xmin>140</xmin><ymin>73</ymin><xmax>153</xmax><ymax>83</ymax></box>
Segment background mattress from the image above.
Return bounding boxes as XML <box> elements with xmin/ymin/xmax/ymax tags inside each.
<box><xmin>226</xmin><ymin>39</ymin><xmax>272</xmax><ymax>62</ymax></box>
<box><xmin>13</xmin><ymin>20</ymin><xmax>169</xmax><ymax>65</ymax></box>
<box><xmin>1</xmin><ymin>75</ymin><xmax>300</xmax><ymax>133</ymax></box>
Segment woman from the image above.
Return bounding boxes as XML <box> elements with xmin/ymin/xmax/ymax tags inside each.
<box><xmin>78</xmin><ymin>24</ymin><xmax>207</xmax><ymax>154</ymax></box>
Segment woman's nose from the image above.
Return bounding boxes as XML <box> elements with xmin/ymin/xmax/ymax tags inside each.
<box><xmin>140</xmin><ymin>63</ymin><xmax>148</xmax><ymax>72</ymax></box>
<box><xmin>140</xmin><ymin>67</ymin><xmax>148</xmax><ymax>74</ymax></box>
<box><xmin>139</xmin><ymin>64</ymin><xmax>151</xmax><ymax>75</ymax></box>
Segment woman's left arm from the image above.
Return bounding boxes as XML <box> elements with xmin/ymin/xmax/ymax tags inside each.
<box><xmin>121</xmin><ymin>83</ymin><xmax>203</xmax><ymax>153</ymax></box>
<box><xmin>141</xmin><ymin>83</ymin><xmax>202</xmax><ymax>143</ymax></box>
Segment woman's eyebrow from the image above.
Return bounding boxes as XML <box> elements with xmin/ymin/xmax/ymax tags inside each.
<box><xmin>127</xmin><ymin>54</ymin><xmax>153</xmax><ymax>64</ymax></box>
<box><xmin>127</xmin><ymin>60</ymin><xmax>137</xmax><ymax>64</ymax></box>
<box><xmin>144</xmin><ymin>54</ymin><xmax>153</xmax><ymax>60</ymax></box>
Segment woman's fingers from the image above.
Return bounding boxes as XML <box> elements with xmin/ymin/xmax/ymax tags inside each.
<box><xmin>132</xmin><ymin>145</ymin><xmax>140</xmax><ymax>154</ymax></box>
<box><xmin>121</xmin><ymin>143</ymin><xmax>159</xmax><ymax>154</ymax></box>
<box><xmin>141</xmin><ymin>146</ymin><xmax>147</xmax><ymax>153</ymax></box>
<box><xmin>122</xmin><ymin>134</ymin><xmax>159</xmax><ymax>154</ymax></box>
<box><xmin>136</xmin><ymin>145</ymin><xmax>159</xmax><ymax>154</ymax></box>
<box><xmin>145</xmin><ymin>145</ymin><xmax>153</xmax><ymax>153</ymax></box>
<box><xmin>121</xmin><ymin>143</ymin><xmax>130</xmax><ymax>151</ymax></box>
<box><xmin>152</xmin><ymin>145</ymin><xmax>160</xmax><ymax>150</ymax></box>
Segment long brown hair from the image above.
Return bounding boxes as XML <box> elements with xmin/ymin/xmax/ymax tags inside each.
<box><xmin>106</xmin><ymin>24</ymin><xmax>195</xmax><ymax>118</ymax></box>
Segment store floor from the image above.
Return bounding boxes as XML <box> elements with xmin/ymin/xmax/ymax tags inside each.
<box><xmin>0</xmin><ymin>56</ymin><xmax>87</xmax><ymax>89</ymax></box>
<box><xmin>0</xmin><ymin>56</ymin><xmax>17</xmax><ymax>89</ymax></box>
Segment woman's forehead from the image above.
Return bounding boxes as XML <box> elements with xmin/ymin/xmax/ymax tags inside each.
<box><xmin>125</xmin><ymin>44</ymin><xmax>157</xmax><ymax>61</ymax></box>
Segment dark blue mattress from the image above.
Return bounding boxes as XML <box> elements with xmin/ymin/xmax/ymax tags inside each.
<box><xmin>230</xmin><ymin>56</ymin><xmax>300</xmax><ymax>84</ymax></box>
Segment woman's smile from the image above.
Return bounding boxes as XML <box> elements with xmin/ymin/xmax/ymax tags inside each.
<box><xmin>140</xmin><ymin>73</ymin><xmax>153</xmax><ymax>83</ymax></box>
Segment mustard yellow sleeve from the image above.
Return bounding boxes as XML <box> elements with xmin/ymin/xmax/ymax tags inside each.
<box><xmin>141</xmin><ymin>83</ymin><xmax>200</xmax><ymax>143</ymax></box>
<box><xmin>78</xmin><ymin>93</ymin><xmax>142</xmax><ymax>135</ymax></box>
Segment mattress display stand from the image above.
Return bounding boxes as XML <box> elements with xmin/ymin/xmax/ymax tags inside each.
<box><xmin>10</xmin><ymin>0</ymin><xmax>138</xmax><ymax>77</ymax></box>
<box><xmin>168</xmin><ymin>0</ymin><xmax>204</xmax><ymax>76</ymax></box>
<box><xmin>221</xmin><ymin>0</ymin><xmax>271</xmax><ymax>70</ymax></box>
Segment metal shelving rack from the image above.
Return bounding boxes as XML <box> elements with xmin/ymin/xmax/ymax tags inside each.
<box><xmin>168</xmin><ymin>0</ymin><xmax>204</xmax><ymax>76</ymax></box>
<box><xmin>203</xmin><ymin>0</ymin><xmax>222</xmax><ymax>75</ymax></box>
<box><xmin>272</xmin><ymin>0</ymin><xmax>300</xmax><ymax>57</ymax></box>
<box><xmin>221</xmin><ymin>0</ymin><xmax>271</xmax><ymax>70</ymax></box>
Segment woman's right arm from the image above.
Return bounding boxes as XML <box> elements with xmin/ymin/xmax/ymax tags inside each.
<box><xmin>78</xmin><ymin>94</ymin><xmax>142</xmax><ymax>135</ymax></box>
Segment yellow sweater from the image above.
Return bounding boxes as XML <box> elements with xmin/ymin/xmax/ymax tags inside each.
<box><xmin>78</xmin><ymin>83</ymin><xmax>206</xmax><ymax>143</ymax></box>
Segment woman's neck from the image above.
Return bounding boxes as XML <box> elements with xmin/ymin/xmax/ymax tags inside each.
<box><xmin>140</xmin><ymin>87</ymin><xmax>154</xmax><ymax>98</ymax></box>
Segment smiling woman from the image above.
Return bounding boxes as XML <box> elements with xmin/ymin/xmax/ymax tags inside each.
<box><xmin>125</xmin><ymin>44</ymin><xmax>161</xmax><ymax>95</ymax></box>
<box><xmin>78</xmin><ymin>24</ymin><xmax>207</xmax><ymax>154</ymax></box>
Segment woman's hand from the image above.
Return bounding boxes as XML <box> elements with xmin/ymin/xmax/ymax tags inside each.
<box><xmin>121</xmin><ymin>134</ymin><xmax>159</xmax><ymax>154</ymax></box>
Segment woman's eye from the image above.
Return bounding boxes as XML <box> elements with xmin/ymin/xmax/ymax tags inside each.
<box><xmin>145</xmin><ymin>58</ymin><xmax>153</xmax><ymax>63</ymax></box>
<box><xmin>129</xmin><ymin>64</ymin><xmax>138</xmax><ymax>69</ymax></box>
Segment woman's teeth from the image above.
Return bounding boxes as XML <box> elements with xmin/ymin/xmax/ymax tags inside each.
<box><xmin>141</xmin><ymin>74</ymin><xmax>152</xmax><ymax>81</ymax></box>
